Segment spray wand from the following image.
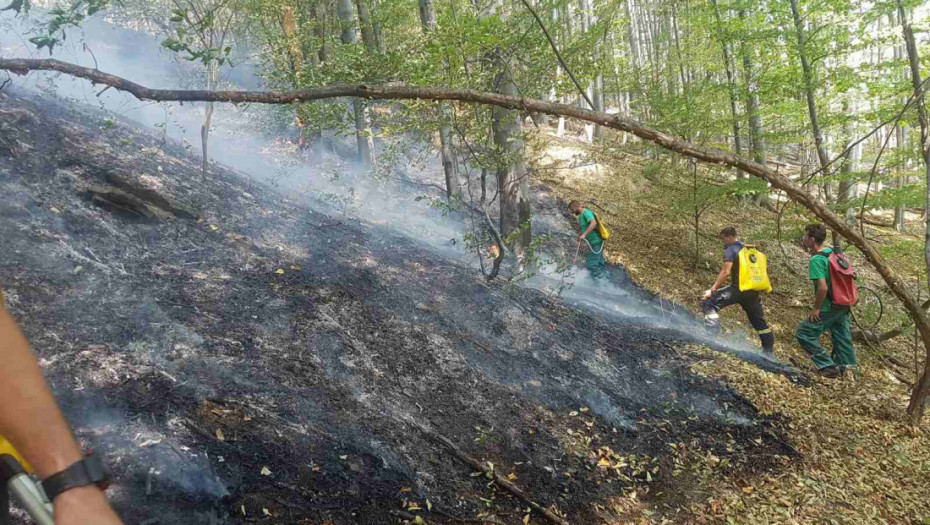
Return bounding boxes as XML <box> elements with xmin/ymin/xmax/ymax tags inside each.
<box><xmin>0</xmin><ymin>457</ymin><xmax>53</xmax><ymax>525</ymax></box>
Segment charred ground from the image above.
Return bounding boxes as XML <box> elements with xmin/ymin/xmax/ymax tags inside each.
<box><xmin>1</xmin><ymin>91</ymin><xmax>799</xmax><ymax>524</ymax></box>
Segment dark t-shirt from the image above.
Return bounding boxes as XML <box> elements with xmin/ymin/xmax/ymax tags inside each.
<box><xmin>723</xmin><ymin>241</ymin><xmax>744</xmax><ymax>288</ymax></box>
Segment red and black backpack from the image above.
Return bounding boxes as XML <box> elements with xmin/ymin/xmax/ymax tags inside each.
<box><xmin>817</xmin><ymin>250</ymin><xmax>858</xmax><ymax>306</ymax></box>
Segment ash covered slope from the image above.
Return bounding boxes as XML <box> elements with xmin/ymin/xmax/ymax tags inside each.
<box><xmin>0</xmin><ymin>91</ymin><xmax>794</xmax><ymax>524</ymax></box>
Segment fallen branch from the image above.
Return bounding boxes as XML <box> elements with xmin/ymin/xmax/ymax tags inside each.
<box><xmin>861</xmin><ymin>216</ymin><xmax>895</xmax><ymax>228</ymax></box>
<box><xmin>853</xmin><ymin>326</ymin><xmax>908</xmax><ymax>343</ymax></box>
<box><xmin>409</xmin><ymin>419</ymin><xmax>569</xmax><ymax>525</ymax></box>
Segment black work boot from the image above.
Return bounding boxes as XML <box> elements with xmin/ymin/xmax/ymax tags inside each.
<box><xmin>819</xmin><ymin>365</ymin><xmax>841</xmax><ymax>379</ymax></box>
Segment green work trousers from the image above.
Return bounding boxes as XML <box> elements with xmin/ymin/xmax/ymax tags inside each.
<box><xmin>585</xmin><ymin>241</ymin><xmax>609</xmax><ymax>279</ymax></box>
<box><xmin>795</xmin><ymin>306</ymin><xmax>857</xmax><ymax>370</ymax></box>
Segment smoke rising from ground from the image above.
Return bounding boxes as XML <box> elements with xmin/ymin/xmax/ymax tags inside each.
<box><xmin>0</xmin><ymin>8</ymin><xmax>786</xmax><ymax>365</ymax></box>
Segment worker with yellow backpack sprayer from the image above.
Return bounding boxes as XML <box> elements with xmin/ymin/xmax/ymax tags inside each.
<box><xmin>0</xmin><ymin>291</ymin><xmax>121</xmax><ymax>525</ymax></box>
<box><xmin>701</xmin><ymin>227</ymin><xmax>775</xmax><ymax>355</ymax></box>
<box><xmin>569</xmin><ymin>200</ymin><xmax>611</xmax><ymax>280</ymax></box>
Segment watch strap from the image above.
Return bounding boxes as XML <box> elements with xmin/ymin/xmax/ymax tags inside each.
<box><xmin>41</xmin><ymin>454</ymin><xmax>109</xmax><ymax>502</ymax></box>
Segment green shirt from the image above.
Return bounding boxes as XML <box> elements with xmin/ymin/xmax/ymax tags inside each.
<box><xmin>578</xmin><ymin>209</ymin><xmax>601</xmax><ymax>246</ymax></box>
<box><xmin>809</xmin><ymin>248</ymin><xmax>833</xmax><ymax>312</ymax></box>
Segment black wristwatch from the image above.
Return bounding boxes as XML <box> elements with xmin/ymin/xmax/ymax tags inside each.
<box><xmin>41</xmin><ymin>454</ymin><xmax>110</xmax><ymax>502</ymax></box>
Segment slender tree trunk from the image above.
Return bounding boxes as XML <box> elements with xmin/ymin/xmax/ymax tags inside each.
<box><xmin>492</xmin><ymin>60</ymin><xmax>531</xmax><ymax>252</ymax></box>
<box><xmin>306</xmin><ymin>4</ymin><xmax>321</xmax><ymax>68</ymax></box>
<box><xmin>371</xmin><ymin>0</ymin><xmax>385</xmax><ymax>52</ymax></box>
<box><xmin>356</xmin><ymin>0</ymin><xmax>377</xmax><ymax>52</ymax></box>
<box><xmin>839</xmin><ymin>100</ymin><xmax>858</xmax><ymax>231</ymax></box>
<box><xmin>201</xmin><ymin>60</ymin><xmax>219</xmax><ymax>180</ymax></box>
<box><xmin>738</xmin><ymin>11</ymin><xmax>763</xmax><ymax>165</ymax></box>
<box><xmin>556</xmin><ymin>6</ymin><xmax>567</xmax><ymax>137</ymax></box>
<box><xmin>419</xmin><ymin>0</ymin><xmax>461</xmax><ymax>200</ymax></box>
<box><xmin>356</xmin><ymin>0</ymin><xmax>384</xmax><ymax>53</ymax></box>
<box><xmin>593</xmin><ymin>72</ymin><xmax>605</xmax><ymax>139</ymax></box>
<box><xmin>895</xmin><ymin>122</ymin><xmax>906</xmax><ymax>231</ymax></box>
<box><xmin>315</xmin><ymin>0</ymin><xmax>331</xmax><ymax>63</ymax></box>
<box><xmin>338</xmin><ymin>0</ymin><xmax>374</xmax><ymax>165</ymax></box>
<box><xmin>896</xmin><ymin>0</ymin><xmax>930</xmax><ymax>419</ymax></box>
<box><xmin>893</xmin><ymin>13</ymin><xmax>906</xmax><ymax>232</ymax></box>
<box><xmin>710</xmin><ymin>0</ymin><xmax>743</xmax><ymax>178</ymax></box>
<box><xmin>789</xmin><ymin>0</ymin><xmax>831</xmax><ymax>203</ymax></box>
<box><xmin>738</xmin><ymin>9</ymin><xmax>770</xmax><ymax>206</ymax></box>
<box><xmin>692</xmin><ymin>157</ymin><xmax>700</xmax><ymax>267</ymax></box>
<box><xmin>578</xmin><ymin>0</ymin><xmax>604</xmax><ymax>140</ymax></box>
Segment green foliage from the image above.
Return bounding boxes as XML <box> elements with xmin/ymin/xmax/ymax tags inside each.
<box><xmin>27</xmin><ymin>0</ymin><xmax>115</xmax><ymax>53</ymax></box>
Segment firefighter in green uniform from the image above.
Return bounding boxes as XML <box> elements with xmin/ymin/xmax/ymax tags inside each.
<box><xmin>569</xmin><ymin>200</ymin><xmax>608</xmax><ymax>279</ymax></box>
<box><xmin>796</xmin><ymin>224</ymin><xmax>857</xmax><ymax>378</ymax></box>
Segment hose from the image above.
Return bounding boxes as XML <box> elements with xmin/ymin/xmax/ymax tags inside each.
<box><xmin>584</xmin><ymin>238</ymin><xmax>604</xmax><ymax>255</ymax></box>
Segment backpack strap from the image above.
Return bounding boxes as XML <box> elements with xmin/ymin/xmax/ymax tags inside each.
<box><xmin>590</xmin><ymin>211</ymin><xmax>605</xmax><ymax>241</ymax></box>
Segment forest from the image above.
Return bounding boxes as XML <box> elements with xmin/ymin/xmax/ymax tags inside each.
<box><xmin>1</xmin><ymin>0</ymin><xmax>930</xmax><ymax>522</ymax></box>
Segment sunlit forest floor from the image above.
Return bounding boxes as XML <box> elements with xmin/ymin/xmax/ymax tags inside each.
<box><xmin>533</xmin><ymin>129</ymin><xmax>930</xmax><ymax>523</ymax></box>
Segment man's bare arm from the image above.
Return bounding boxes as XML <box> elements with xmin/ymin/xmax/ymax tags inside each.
<box><xmin>710</xmin><ymin>261</ymin><xmax>733</xmax><ymax>293</ymax></box>
<box><xmin>578</xmin><ymin>217</ymin><xmax>597</xmax><ymax>240</ymax></box>
<box><xmin>812</xmin><ymin>279</ymin><xmax>828</xmax><ymax>312</ymax></box>
<box><xmin>0</xmin><ymin>303</ymin><xmax>122</xmax><ymax>524</ymax></box>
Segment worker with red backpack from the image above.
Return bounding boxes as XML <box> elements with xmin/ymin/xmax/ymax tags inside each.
<box><xmin>796</xmin><ymin>224</ymin><xmax>858</xmax><ymax>378</ymax></box>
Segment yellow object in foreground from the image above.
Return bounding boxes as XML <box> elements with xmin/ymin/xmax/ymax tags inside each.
<box><xmin>738</xmin><ymin>246</ymin><xmax>772</xmax><ymax>293</ymax></box>
<box><xmin>0</xmin><ymin>436</ymin><xmax>33</xmax><ymax>473</ymax></box>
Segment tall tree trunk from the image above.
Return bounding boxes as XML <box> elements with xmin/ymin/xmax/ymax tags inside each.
<box><xmin>839</xmin><ymin>100</ymin><xmax>858</xmax><ymax>231</ymax></box>
<box><xmin>356</xmin><ymin>0</ymin><xmax>385</xmax><ymax>53</ymax></box>
<box><xmin>895</xmin><ymin>122</ymin><xmax>907</xmax><ymax>231</ymax></box>
<box><xmin>315</xmin><ymin>0</ymin><xmax>332</xmax><ymax>63</ymax></box>
<box><xmin>893</xmin><ymin>12</ymin><xmax>906</xmax><ymax>232</ymax></box>
<box><xmin>577</xmin><ymin>0</ymin><xmax>603</xmax><ymax>141</ymax></box>
<box><xmin>338</xmin><ymin>0</ymin><xmax>374</xmax><ymax>165</ymax></box>
<box><xmin>419</xmin><ymin>0</ymin><xmax>461</xmax><ymax>200</ymax></box>
<box><xmin>305</xmin><ymin>4</ymin><xmax>321</xmax><ymax>68</ymax></box>
<box><xmin>789</xmin><ymin>0</ymin><xmax>832</xmax><ymax>203</ymax></box>
<box><xmin>371</xmin><ymin>0</ymin><xmax>385</xmax><ymax>53</ymax></box>
<box><xmin>492</xmin><ymin>61</ymin><xmax>531</xmax><ymax>252</ymax></box>
<box><xmin>738</xmin><ymin>10</ymin><xmax>763</xmax><ymax>165</ymax></box>
<box><xmin>710</xmin><ymin>0</ymin><xmax>743</xmax><ymax>178</ymax></box>
<box><xmin>593</xmin><ymin>72</ymin><xmax>605</xmax><ymax>139</ymax></box>
<box><xmin>897</xmin><ymin>0</ymin><xmax>930</xmax><ymax>419</ymax></box>
<box><xmin>201</xmin><ymin>60</ymin><xmax>219</xmax><ymax>180</ymax></box>
<box><xmin>556</xmin><ymin>6</ymin><xmax>567</xmax><ymax>137</ymax></box>
<box><xmin>738</xmin><ymin>9</ymin><xmax>770</xmax><ymax>206</ymax></box>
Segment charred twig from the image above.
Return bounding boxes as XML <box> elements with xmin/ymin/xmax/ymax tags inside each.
<box><xmin>409</xmin><ymin>419</ymin><xmax>570</xmax><ymax>525</ymax></box>
<box><xmin>184</xmin><ymin>418</ymin><xmax>227</xmax><ymax>445</ymax></box>
<box><xmin>434</xmin><ymin>509</ymin><xmax>509</xmax><ymax>525</ymax></box>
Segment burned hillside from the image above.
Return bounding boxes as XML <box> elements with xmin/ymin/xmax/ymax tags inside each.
<box><xmin>1</xmin><ymin>90</ymin><xmax>799</xmax><ymax>524</ymax></box>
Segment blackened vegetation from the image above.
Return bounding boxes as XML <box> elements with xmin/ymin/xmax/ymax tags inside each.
<box><xmin>1</xmin><ymin>91</ymin><xmax>796</xmax><ymax>524</ymax></box>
